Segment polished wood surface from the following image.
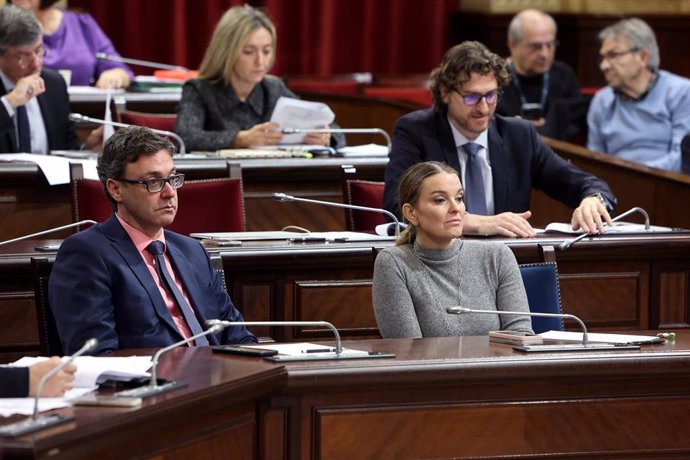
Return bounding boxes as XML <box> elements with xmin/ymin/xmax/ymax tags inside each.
<box><xmin>3</xmin><ymin>231</ymin><xmax>688</xmax><ymax>362</ymax></box>
<box><xmin>5</xmin><ymin>333</ymin><xmax>690</xmax><ymax>459</ymax></box>
<box><xmin>0</xmin><ymin>347</ymin><xmax>284</xmax><ymax>460</ymax></box>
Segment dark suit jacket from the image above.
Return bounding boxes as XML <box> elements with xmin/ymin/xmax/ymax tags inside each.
<box><xmin>0</xmin><ymin>69</ymin><xmax>81</xmax><ymax>153</ymax></box>
<box><xmin>383</xmin><ymin>109</ymin><xmax>616</xmax><ymax>218</ymax></box>
<box><xmin>49</xmin><ymin>215</ymin><xmax>256</xmax><ymax>354</ymax></box>
<box><xmin>0</xmin><ymin>367</ymin><xmax>29</xmax><ymax>398</ymax></box>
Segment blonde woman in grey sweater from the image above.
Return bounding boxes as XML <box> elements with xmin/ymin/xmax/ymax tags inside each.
<box><xmin>373</xmin><ymin>161</ymin><xmax>533</xmax><ymax>338</ymax></box>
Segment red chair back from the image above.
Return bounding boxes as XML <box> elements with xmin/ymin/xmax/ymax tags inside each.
<box><xmin>362</xmin><ymin>87</ymin><xmax>432</xmax><ymax>107</ymax></box>
<box><xmin>119</xmin><ymin>111</ymin><xmax>177</xmax><ymax>132</ymax></box>
<box><xmin>344</xmin><ymin>180</ymin><xmax>386</xmax><ymax>232</ymax></box>
<box><xmin>72</xmin><ymin>177</ymin><xmax>246</xmax><ymax>234</ymax></box>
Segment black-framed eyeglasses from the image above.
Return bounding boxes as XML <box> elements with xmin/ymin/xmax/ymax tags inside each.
<box><xmin>598</xmin><ymin>47</ymin><xmax>640</xmax><ymax>64</ymax></box>
<box><xmin>525</xmin><ymin>40</ymin><xmax>559</xmax><ymax>52</ymax></box>
<box><xmin>454</xmin><ymin>89</ymin><xmax>502</xmax><ymax>106</ymax></box>
<box><xmin>118</xmin><ymin>174</ymin><xmax>185</xmax><ymax>193</ymax></box>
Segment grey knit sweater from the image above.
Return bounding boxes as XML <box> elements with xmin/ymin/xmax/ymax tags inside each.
<box><xmin>372</xmin><ymin>239</ymin><xmax>533</xmax><ymax>338</ymax></box>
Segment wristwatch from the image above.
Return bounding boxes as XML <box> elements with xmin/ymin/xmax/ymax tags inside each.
<box><xmin>588</xmin><ymin>192</ymin><xmax>613</xmax><ymax>212</ymax></box>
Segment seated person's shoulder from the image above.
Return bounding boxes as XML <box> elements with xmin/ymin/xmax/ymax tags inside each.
<box><xmin>262</xmin><ymin>74</ymin><xmax>289</xmax><ymax>90</ymax></box>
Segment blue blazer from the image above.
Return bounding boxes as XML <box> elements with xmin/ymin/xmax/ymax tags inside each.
<box><xmin>0</xmin><ymin>69</ymin><xmax>81</xmax><ymax>153</ymax></box>
<box><xmin>49</xmin><ymin>215</ymin><xmax>256</xmax><ymax>354</ymax></box>
<box><xmin>0</xmin><ymin>367</ymin><xmax>29</xmax><ymax>397</ymax></box>
<box><xmin>383</xmin><ymin>109</ymin><xmax>616</xmax><ymax>218</ymax></box>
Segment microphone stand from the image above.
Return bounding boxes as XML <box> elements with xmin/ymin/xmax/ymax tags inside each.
<box><xmin>95</xmin><ymin>52</ymin><xmax>189</xmax><ymax>71</ymax></box>
<box><xmin>446</xmin><ymin>307</ymin><xmax>639</xmax><ymax>352</ymax></box>
<box><xmin>559</xmin><ymin>207</ymin><xmax>651</xmax><ymax>250</ymax></box>
<box><xmin>115</xmin><ymin>323</ymin><xmax>228</xmax><ymax>399</ymax></box>
<box><xmin>273</xmin><ymin>192</ymin><xmax>401</xmax><ymax>238</ymax></box>
<box><xmin>281</xmin><ymin>127</ymin><xmax>392</xmax><ymax>153</ymax></box>
<box><xmin>0</xmin><ymin>220</ymin><xmax>97</xmax><ymax>248</ymax></box>
<box><xmin>70</xmin><ymin>113</ymin><xmax>186</xmax><ymax>155</ymax></box>
<box><xmin>0</xmin><ymin>338</ymin><xmax>99</xmax><ymax>437</ymax></box>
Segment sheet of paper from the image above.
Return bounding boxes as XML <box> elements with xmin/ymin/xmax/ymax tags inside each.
<box><xmin>191</xmin><ymin>231</ymin><xmax>394</xmax><ymax>242</ymax></box>
<box><xmin>11</xmin><ymin>356</ymin><xmax>152</xmax><ymax>388</ymax></box>
<box><xmin>0</xmin><ymin>154</ymin><xmax>98</xmax><ymax>184</ymax></box>
<box><xmin>540</xmin><ymin>330</ymin><xmax>663</xmax><ymax>344</ymax></box>
<box><xmin>248</xmin><ymin>342</ymin><xmax>370</xmax><ymax>357</ymax></box>
<box><xmin>0</xmin><ymin>388</ymin><xmax>93</xmax><ymax>417</ymax></box>
<box><xmin>544</xmin><ymin>221</ymin><xmax>673</xmax><ymax>234</ymax></box>
<box><xmin>270</xmin><ymin>97</ymin><xmax>335</xmax><ymax>144</ymax></box>
<box><xmin>337</xmin><ymin>143</ymin><xmax>389</xmax><ymax>157</ymax></box>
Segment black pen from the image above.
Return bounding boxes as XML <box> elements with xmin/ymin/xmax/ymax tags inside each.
<box><xmin>302</xmin><ymin>348</ymin><xmax>336</xmax><ymax>353</ymax></box>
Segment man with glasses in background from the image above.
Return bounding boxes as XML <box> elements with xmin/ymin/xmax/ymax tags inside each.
<box><xmin>0</xmin><ymin>5</ymin><xmax>100</xmax><ymax>153</ymax></box>
<box><xmin>49</xmin><ymin>126</ymin><xmax>256</xmax><ymax>354</ymax></box>
<box><xmin>496</xmin><ymin>9</ymin><xmax>586</xmax><ymax>142</ymax></box>
<box><xmin>587</xmin><ymin>18</ymin><xmax>690</xmax><ymax>172</ymax></box>
<box><xmin>384</xmin><ymin>41</ymin><xmax>616</xmax><ymax>238</ymax></box>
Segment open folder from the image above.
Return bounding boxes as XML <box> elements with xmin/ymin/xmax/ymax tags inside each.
<box><xmin>540</xmin><ymin>331</ymin><xmax>665</xmax><ymax>345</ymax></box>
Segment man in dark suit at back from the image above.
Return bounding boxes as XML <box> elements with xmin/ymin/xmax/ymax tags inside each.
<box><xmin>384</xmin><ymin>41</ymin><xmax>616</xmax><ymax>238</ymax></box>
<box><xmin>49</xmin><ymin>126</ymin><xmax>256</xmax><ymax>354</ymax></box>
<box><xmin>0</xmin><ymin>4</ymin><xmax>100</xmax><ymax>153</ymax></box>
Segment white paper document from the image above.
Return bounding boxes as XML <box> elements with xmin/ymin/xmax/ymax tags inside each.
<box><xmin>270</xmin><ymin>97</ymin><xmax>335</xmax><ymax>144</ymax></box>
<box><xmin>191</xmin><ymin>231</ymin><xmax>394</xmax><ymax>242</ymax></box>
<box><xmin>337</xmin><ymin>143</ymin><xmax>389</xmax><ymax>157</ymax></box>
<box><xmin>0</xmin><ymin>388</ymin><xmax>93</xmax><ymax>417</ymax></box>
<box><xmin>249</xmin><ymin>342</ymin><xmax>370</xmax><ymax>357</ymax></box>
<box><xmin>540</xmin><ymin>330</ymin><xmax>664</xmax><ymax>345</ymax></box>
<box><xmin>543</xmin><ymin>221</ymin><xmax>673</xmax><ymax>235</ymax></box>
<box><xmin>0</xmin><ymin>154</ymin><xmax>98</xmax><ymax>184</ymax></box>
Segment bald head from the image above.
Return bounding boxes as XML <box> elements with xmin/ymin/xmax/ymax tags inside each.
<box><xmin>507</xmin><ymin>9</ymin><xmax>558</xmax><ymax>76</ymax></box>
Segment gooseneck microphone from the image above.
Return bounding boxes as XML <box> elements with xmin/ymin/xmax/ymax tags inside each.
<box><xmin>445</xmin><ymin>307</ymin><xmax>639</xmax><ymax>352</ymax></box>
<box><xmin>559</xmin><ymin>207</ymin><xmax>651</xmax><ymax>250</ymax></box>
<box><xmin>115</xmin><ymin>322</ymin><xmax>229</xmax><ymax>399</ymax></box>
<box><xmin>281</xmin><ymin>127</ymin><xmax>392</xmax><ymax>153</ymax></box>
<box><xmin>0</xmin><ymin>220</ymin><xmax>97</xmax><ymax>248</ymax></box>
<box><xmin>95</xmin><ymin>52</ymin><xmax>189</xmax><ymax>71</ymax></box>
<box><xmin>205</xmin><ymin>319</ymin><xmax>343</xmax><ymax>355</ymax></box>
<box><xmin>69</xmin><ymin>113</ymin><xmax>186</xmax><ymax>154</ymax></box>
<box><xmin>0</xmin><ymin>338</ymin><xmax>99</xmax><ymax>437</ymax></box>
<box><xmin>272</xmin><ymin>192</ymin><xmax>401</xmax><ymax>237</ymax></box>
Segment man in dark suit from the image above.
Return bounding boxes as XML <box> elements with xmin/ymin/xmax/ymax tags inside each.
<box><xmin>0</xmin><ymin>5</ymin><xmax>100</xmax><ymax>153</ymax></box>
<box><xmin>49</xmin><ymin>126</ymin><xmax>256</xmax><ymax>354</ymax></box>
<box><xmin>384</xmin><ymin>41</ymin><xmax>616</xmax><ymax>238</ymax></box>
<box><xmin>1</xmin><ymin>358</ymin><xmax>76</xmax><ymax>398</ymax></box>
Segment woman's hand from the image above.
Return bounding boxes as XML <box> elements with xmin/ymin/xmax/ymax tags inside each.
<box><xmin>232</xmin><ymin>122</ymin><xmax>283</xmax><ymax>148</ymax></box>
<box><xmin>95</xmin><ymin>68</ymin><xmax>130</xmax><ymax>89</ymax></box>
<box><xmin>303</xmin><ymin>125</ymin><xmax>330</xmax><ymax>146</ymax></box>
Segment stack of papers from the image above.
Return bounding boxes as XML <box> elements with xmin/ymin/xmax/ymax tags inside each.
<box><xmin>543</xmin><ymin>222</ymin><xmax>673</xmax><ymax>234</ymax></box>
<box><xmin>540</xmin><ymin>331</ymin><xmax>664</xmax><ymax>345</ymax></box>
<box><xmin>271</xmin><ymin>97</ymin><xmax>335</xmax><ymax>144</ymax></box>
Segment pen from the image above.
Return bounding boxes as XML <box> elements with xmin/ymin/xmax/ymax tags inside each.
<box><xmin>302</xmin><ymin>348</ymin><xmax>336</xmax><ymax>353</ymax></box>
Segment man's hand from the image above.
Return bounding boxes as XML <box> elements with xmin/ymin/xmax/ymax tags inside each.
<box><xmin>83</xmin><ymin>125</ymin><xmax>105</xmax><ymax>152</ymax></box>
<box><xmin>232</xmin><ymin>121</ymin><xmax>283</xmax><ymax>148</ymax></box>
<box><xmin>463</xmin><ymin>211</ymin><xmax>535</xmax><ymax>238</ymax></box>
<box><xmin>571</xmin><ymin>195</ymin><xmax>613</xmax><ymax>234</ymax></box>
<box><xmin>5</xmin><ymin>73</ymin><xmax>45</xmax><ymax>108</ymax></box>
<box><xmin>28</xmin><ymin>357</ymin><xmax>77</xmax><ymax>397</ymax></box>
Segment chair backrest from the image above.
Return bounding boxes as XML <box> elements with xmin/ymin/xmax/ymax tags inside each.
<box><xmin>343</xmin><ymin>179</ymin><xmax>386</xmax><ymax>232</ymax></box>
<box><xmin>70</xmin><ymin>165</ymin><xmax>246</xmax><ymax>235</ymax></box>
<box><xmin>119</xmin><ymin>111</ymin><xmax>177</xmax><ymax>132</ymax></box>
<box><xmin>681</xmin><ymin>134</ymin><xmax>690</xmax><ymax>174</ymax></box>
<box><xmin>31</xmin><ymin>257</ymin><xmax>63</xmax><ymax>356</ymax></box>
<box><xmin>518</xmin><ymin>262</ymin><xmax>564</xmax><ymax>333</ymax></box>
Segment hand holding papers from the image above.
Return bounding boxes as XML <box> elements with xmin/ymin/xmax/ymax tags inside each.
<box><xmin>270</xmin><ymin>97</ymin><xmax>335</xmax><ymax>144</ymax></box>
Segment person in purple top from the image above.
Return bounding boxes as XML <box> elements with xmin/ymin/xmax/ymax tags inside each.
<box><xmin>10</xmin><ymin>0</ymin><xmax>133</xmax><ymax>89</ymax></box>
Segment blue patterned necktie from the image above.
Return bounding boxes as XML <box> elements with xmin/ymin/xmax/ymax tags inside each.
<box><xmin>16</xmin><ymin>105</ymin><xmax>31</xmax><ymax>153</ymax></box>
<box><xmin>461</xmin><ymin>142</ymin><xmax>488</xmax><ymax>215</ymax></box>
<box><xmin>146</xmin><ymin>241</ymin><xmax>209</xmax><ymax>345</ymax></box>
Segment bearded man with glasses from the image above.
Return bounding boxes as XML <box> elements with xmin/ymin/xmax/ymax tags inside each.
<box><xmin>384</xmin><ymin>40</ymin><xmax>616</xmax><ymax>238</ymax></box>
<box><xmin>587</xmin><ymin>18</ymin><xmax>690</xmax><ymax>172</ymax></box>
<box><xmin>496</xmin><ymin>9</ymin><xmax>586</xmax><ymax>142</ymax></box>
<box><xmin>49</xmin><ymin>126</ymin><xmax>257</xmax><ymax>355</ymax></box>
<box><xmin>0</xmin><ymin>5</ymin><xmax>100</xmax><ymax>153</ymax></box>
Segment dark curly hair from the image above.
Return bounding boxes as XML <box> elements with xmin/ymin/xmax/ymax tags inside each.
<box><xmin>430</xmin><ymin>41</ymin><xmax>511</xmax><ymax>112</ymax></box>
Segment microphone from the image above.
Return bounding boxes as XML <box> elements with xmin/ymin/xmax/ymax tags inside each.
<box><xmin>115</xmin><ymin>321</ymin><xmax>229</xmax><ymax>399</ymax></box>
<box><xmin>281</xmin><ymin>127</ymin><xmax>392</xmax><ymax>153</ymax></box>
<box><xmin>70</xmin><ymin>113</ymin><xmax>186</xmax><ymax>155</ymax></box>
<box><xmin>0</xmin><ymin>220</ymin><xmax>97</xmax><ymax>248</ymax></box>
<box><xmin>205</xmin><ymin>319</ymin><xmax>343</xmax><ymax>355</ymax></box>
<box><xmin>445</xmin><ymin>307</ymin><xmax>639</xmax><ymax>352</ymax></box>
<box><xmin>95</xmin><ymin>52</ymin><xmax>189</xmax><ymax>71</ymax></box>
<box><xmin>272</xmin><ymin>192</ymin><xmax>401</xmax><ymax>237</ymax></box>
<box><xmin>0</xmin><ymin>338</ymin><xmax>98</xmax><ymax>437</ymax></box>
<box><xmin>559</xmin><ymin>207</ymin><xmax>651</xmax><ymax>250</ymax></box>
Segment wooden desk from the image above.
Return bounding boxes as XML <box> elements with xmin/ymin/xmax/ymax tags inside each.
<box><xmin>4</xmin><ymin>334</ymin><xmax>690</xmax><ymax>459</ymax></box>
<box><xmin>0</xmin><ymin>156</ymin><xmax>387</xmax><ymax>241</ymax></box>
<box><xmin>0</xmin><ymin>348</ymin><xmax>285</xmax><ymax>460</ymax></box>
